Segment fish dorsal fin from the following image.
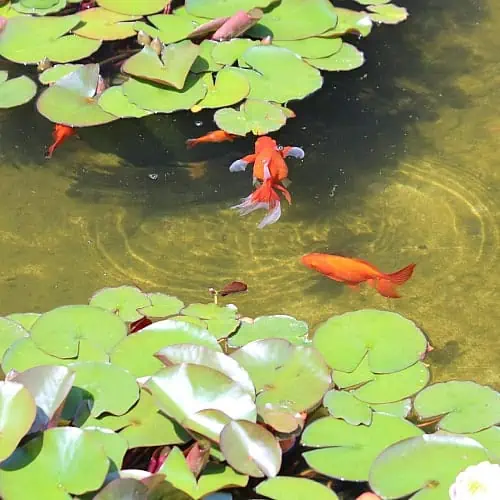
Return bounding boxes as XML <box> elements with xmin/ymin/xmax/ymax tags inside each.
<box><xmin>351</xmin><ymin>257</ymin><xmax>378</xmax><ymax>270</ymax></box>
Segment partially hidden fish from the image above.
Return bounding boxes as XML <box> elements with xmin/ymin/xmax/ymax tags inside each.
<box><xmin>186</xmin><ymin>130</ymin><xmax>236</xmax><ymax>148</ymax></box>
<box><xmin>45</xmin><ymin>123</ymin><xmax>77</xmax><ymax>159</ymax></box>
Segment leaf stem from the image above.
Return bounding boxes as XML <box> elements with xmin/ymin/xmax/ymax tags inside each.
<box><xmin>98</xmin><ymin>49</ymin><xmax>140</xmax><ymax>68</ymax></box>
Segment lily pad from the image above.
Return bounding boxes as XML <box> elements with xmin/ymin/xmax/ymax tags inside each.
<box><xmin>274</xmin><ymin>37</ymin><xmax>342</xmax><ymax>59</ymax></box>
<box><xmin>89</xmin><ymin>286</ymin><xmax>151</xmax><ymax>323</ymax></box>
<box><xmin>30</xmin><ymin>305</ymin><xmax>127</xmax><ymax>359</ymax></box>
<box><xmin>133</xmin><ymin>14</ymin><xmax>199</xmax><ymax>45</ymax></box>
<box><xmin>306</xmin><ymin>42</ymin><xmax>365</xmax><ymax>71</ymax></box>
<box><xmin>301</xmin><ymin>413</ymin><xmax>423</xmax><ymax>481</ymax></box>
<box><xmin>181</xmin><ymin>303</ymin><xmax>240</xmax><ymax>340</ymax></box>
<box><xmin>98</xmin><ymin>85</ymin><xmax>152</xmax><ymax>118</ymax></box>
<box><xmin>228</xmin><ymin>315</ymin><xmax>308</xmax><ymax>348</ymax></box>
<box><xmin>313</xmin><ymin>310</ymin><xmax>428</xmax><ymax>374</ymax></box>
<box><xmin>75</xmin><ymin>8</ymin><xmax>140</xmax><ymax>40</ymax></box>
<box><xmin>123</xmin><ymin>41</ymin><xmax>199</xmax><ymax>89</ymax></box>
<box><xmin>371</xmin><ymin>399</ymin><xmax>412</xmax><ymax>419</ymax></box>
<box><xmin>231</xmin><ymin>339</ymin><xmax>331</xmax><ymax>412</ymax></box>
<box><xmin>323</xmin><ymin>390</ymin><xmax>372</xmax><ymax>426</ymax></box>
<box><xmin>185</xmin><ymin>0</ymin><xmax>274</xmax><ymax>18</ymax></box>
<box><xmin>0</xmin><ymin>15</ymin><xmax>101</xmax><ymax>64</ymax></box>
<box><xmin>191</xmin><ymin>40</ymin><xmax>223</xmax><ymax>73</ymax></box>
<box><xmin>5</xmin><ymin>313</ymin><xmax>40</xmax><ymax>330</ymax></box>
<box><xmin>123</xmin><ymin>73</ymin><xmax>207</xmax><ymax>113</ymax></box>
<box><xmin>0</xmin><ymin>317</ymin><xmax>29</xmax><ymax>360</ymax></box>
<box><xmin>248</xmin><ymin>0</ymin><xmax>337</xmax><ymax>40</ymax></box>
<box><xmin>12</xmin><ymin>0</ymin><xmax>67</xmax><ymax>17</ymax></box>
<box><xmin>368</xmin><ymin>4</ymin><xmax>409</xmax><ymax>25</ymax></box>
<box><xmin>182</xmin><ymin>409</ymin><xmax>232</xmax><ymax>442</ymax></box>
<box><xmin>39</xmin><ymin>63</ymin><xmax>83</xmax><ymax>85</ymax></box>
<box><xmin>257</xmin><ymin>402</ymin><xmax>305</xmax><ymax>434</ymax></box>
<box><xmin>111</xmin><ymin>319</ymin><xmax>221</xmax><ymax>377</ymax></box>
<box><xmin>97</xmin><ymin>0</ymin><xmax>166</xmax><ymax>15</ymax></box>
<box><xmin>93</xmin><ymin>477</ymin><xmax>149</xmax><ymax>500</ymax></box>
<box><xmin>0</xmin><ymin>381</ymin><xmax>36</xmax><ymax>461</ymax></box>
<box><xmin>256</xmin><ymin>477</ymin><xmax>339</xmax><ymax>500</ymax></box>
<box><xmin>353</xmin><ymin>0</ymin><xmax>390</xmax><ymax>4</ymax></box>
<box><xmin>414</xmin><ymin>381</ymin><xmax>500</xmax><ymax>433</ymax></box>
<box><xmin>85</xmin><ymin>426</ymin><xmax>128</xmax><ymax>470</ymax></box>
<box><xmin>212</xmin><ymin>39</ymin><xmax>258</xmax><ymax>66</ymax></box>
<box><xmin>369</xmin><ymin>435</ymin><xmax>490</xmax><ymax>500</ymax></box>
<box><xmin>320</xmin><ymin>8</ymin><xmax>373</xmax><ymax>38</ymax></box>
<box><xmin>0</xmin><ymin>74</ymin><xmax>37</xmax><ymax>109</ymax></box>
<box><xmin>138</xmin><ymin>293</ymin><xmax>184</xmax><ymax>318</ymax></box>
<box><xmin>146</xmin><ymin>363</ymin><xmax>257</xmax><ymax>423</ymax></box>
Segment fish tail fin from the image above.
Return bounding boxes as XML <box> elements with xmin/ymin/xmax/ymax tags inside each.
<box><xmin>185</xmin><ymin>138</ymin><xmax>198</xmax><ymax>149</ymax></box>
<box><xmin>275</xmin><ymin>183</ymin><xmax>292</xmax><ymax>204</ymax></box>
<box><xmin>374</xmin><ymin>279</ymin><xmax>401</xmax><ymax>299</ymax></box>
<box><xmin>387</xmin><ymin>263</ymin><xmax>416</xmax><ymax>285</ymax></box>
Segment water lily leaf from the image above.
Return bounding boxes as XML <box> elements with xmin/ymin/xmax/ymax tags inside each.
<box><xmin>146</xmin><ymin>363</ymin><xmax>257</xmax><ymax>423</ymax></box>
<box><xmin>89</xmin><ymin>286</ymin><xmax>151</xmax><ymax>323</ymax></box>
<box><xmin>0</xmin><ymin>3</ymin><xmax>22</xmax><ymax>17</ymax></box>
<box><xmin>0</xmin><ymin>15</ymin><xmax>101</xmax><ymax>64</ymax></box>
<box><xmin>414</xmin><ymin>381</ymin><xmax>500</xmax><ymax>433</ymax></box>
<box><xmin>0</xmin><ymin>75</ymin><xmax>37</xmax><ymax>109</ymax></box>
<box><xmin>98</xmin><ymin>85</ymin><xmax>153</xmax><ymax>118</ymax></box>
<box><xmin>191</xmin><ymin>40</ymin><xmax>223</xmax><ymax>73</ymax></box>
<box><xmin>256</xmin><ymin>477</ymin><xmax>339</xmax><ymax>500</ymax></box>
<box><xmin>74</xmin><ymin>7</ymin><xmax>140</xmax><ymax>40</ymax></box>
<box><xmin>0</xmin><ymin>317</ymin><xmax>29</xmax><ymax>360</ymax></box>
<box><xmin>12</xmin><ymin>365</ymin><xmax>75</xmax><ymax>431</ymax></box>
<box><xmin>97</xmin><ymin>0</ymin><xmax>166</xmax><ymax>15</ymax></box>
<box><xmin>6</xmin><ymin>313</ymin><xmax>40</xmax><ymax>330</ymax></box>
<box><xmin>93</xmin><ymin>477</ymin><xmax>149</xmax><ymax>500</ymax></box>
<box><xmin>257</xmin><ymin>402</ymin><xmax>305</xmax><ymax>434</ymax></box>
<box><xmin>123</xmin><ymin>73</ymin><xmax>207</xmax><ymax>113</ymax></box>
<box><xmin>85</xmin><ymin>426</ymin><xmax>128</xmax><ymax>470</ymax></box>
<box><xmin>313</xmin><ymin>310</ymin><xmax>428</xmax><ymax>374</ymax></box>
<box><xmin>138</xmin><ymin>293</ymin><xmax>184</xmax><ymax>318</ymax></box>
<box><xmin>274</xmin><ymin>37</ymin><xmax>342</xmax><ymax>59</ymax></box>
<box><xmin>185</xmin><ymin>0</ymin><xmax>274</xmax><ymax>18</ymax></box>
<box><xmin>156</xmin><ymin>344</ymin><xmax>255</xmax><ymax>396</ymax></box>
<box><xmin>306</xmin><ymin>42</ymin><xmax>364</xmax><ymax>71</ymax></box>
<box><xmin>302</xmin><ymin>413</ymin><xmax>423</xmax><ymax>481</ymax></box>
<box><xmin>111</xmin><ymin>319</ymin><xmax>221</xmax><ymax>378</ymax></box>
<box><xmin>231</xmin><ymin>339</ymin><xmax>331</xmax><ymax>413</ymax></box>
<box><xmin>182</xmin><ymin>409</ymin><xmax>232</xmax><ymax>442</ymax></box>
<box><xmin>0</xmin><ymin>427</ymin><xmax>109</xmax><ymax>498</ymax></box>
<box><xmin>170</xmin><ymin>315</ymin><xmax>207</xmax><ymax>329</ymax></box>
<box><xmin>214</xmin><ymin>99</ymin><xmax>287</xmax><ymax>136</ymax></box>
<box><xmin>354</xmin><ymin>0</ymin><xmax>389</xmax><ymax>4</ymax></box>
<box><xmin>320</xmin><ymin>8</ymin><xmax>373</xmax><ymax>37</ymax></box>
<box><xmin>437</xmin><ymin>427</ymin><xmax>500</xmax><ymax>462</ymax></box>
<box><xmin>30</xmin><ymin>305</ymin><xmax>127</xmax><ymax>359</ymax></box>
<box><xmin>133</xmin><ymin>14</ymin><xmax>199</xmax><ymax>45</ymax></box>
<box><xmin>182</xmin><ymin>303</ymin><xmax>240</xmax><ymax>340</ymax></box>
<box><xmin>235</xmin><ymin>45</ymin><xmax>323</xmax><ymax>102</ymax></box>
<box><xmin>369</xmin><ymin>435</ymin><xmax>490</xmax><ymax>500</ymax></box>
<box><xmin>228</xmin><ymin>315</ymin><xmax>308</xmax><ymax>348</ymax></box>
<box><xmin>212</xmin><ymin>39</ymin><xmax>258</xmax><ymax>65</ymax></box>
<box><xmin>371</xmin><ymin>399</ymin><xmax>412</xmax><ymax>418</ymax></box>
<box><xmin>323</xmin><ymin>390</ymin><xmax>372</xmax><ymax>426</ymax></box>
<box><xmin>39</xmin><ymin>63</ymin><xmax>83</xmax><ymax>84</ymax></box>
<box><xmin>55</xmin><ymin>63</ymin><xmax>99</xmax><ymax>97</ymax></box>
<box><xmin>12</xmin><ymin>0</ymin><xmax>67</xmax><ymax>16</ymax></box>
<box><xmin>220</xmin><ymin>420</ymin><xmax>281</xmax><ymax>478</ymax></box>
<box><xmin>368</xmin><ymin>4</ymin><xmax>408</xmax><ymax>25</ymax></box>
<box><xmin>0</xmin><ymin>381</ymin><xmax>36</xmax><ymax>461</ymax></box>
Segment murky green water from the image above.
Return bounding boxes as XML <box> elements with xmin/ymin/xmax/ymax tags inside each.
<box><xmin>0</xmin><ymin>0</ymin><xmax>498</xmax><ymax>386</ymax></box>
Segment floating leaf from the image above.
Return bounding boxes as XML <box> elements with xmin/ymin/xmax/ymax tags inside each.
<box><xmin>111</xmin><ymin>319</ymin><xmax>221</xmax><ymax>378</ymax></box>
<box><xmin>220</xmin><ymin>420</ymin><xmax>281</xmax><ymax>478</ymax></box>
<box><xmin>368</xmin><ymin>3</ymin><xmax>409</xmax><ymax>25</ymax></box>
<box><xmin>85</xmin><ymin>426</ymin><xmax>128</xmax><ymax>470</ymax></box>
<box><xmin>212</xmin><ymin>39</ymin><xmax>258</xmax><ymax>65</ymax></box>
<box><xmin>371</xmin><ymin>399</ymin><xmax>412</xmax><ymax>418</ymax></box>
<box><xmin>90</xmin><ymin>286</ymin><xmax>151</xmax><ymax>323</ymax></box>
<box><xmin>353</xmin><ymin>0</ymin><xmax>390</xmax><ymax>4</ymax></box>
<box><xmin>191</xmin><ymin>40</ymin><xmax>223</xmax><ymax>73</ymax></box>
<box><xmin>185</xmin><ymin>0</ymin><xmax>274</xmax><ymax>18</ymax></box>
<box><xmin>39</xmin><ymin>63</ymin><xmax>83</xmax><ymax>84</ymax></box>
<box><xmin>257</xmin><ymin>403</ymin><xmax>305</xmax><ymax>434</ymax></box>
<box><xmin>74</xmin><ymin>7</ymin><xmax>140</xmax><ymax>40</ymax></box>
<box><xmin>302</xmin><ymin>413</ymin><xmax>423</xmax><ymax>481</ymax></box>
<box><xmin>97</xmin><ymin>0</ymin><xmax>166</xmax><ymax>15</ymax></box>
<box><xmin>320</xmin><ymin>8</ymin><xmax>372</xmax><ymax>37</ymax></box>
<box><xmin>274</xmin><ymin>37</ymin><xmax>342</xmax><ymax>59</ymax></box>
<box><xmin>55</xmin><ymin>63</ymin><xmax>99</xmax><ymax>97</ymax></box>
<box><xmin>93</xmin><ymin>477</ymin><xmax>148</xmax><ymax>500</ymax></box>
<box><xmin>323</xmin><ymin>390</ymin><xmax>372</xmax><ymax>426</ymax></box>
<box><xmin>306</xmin><ymin>42</ymin><xmax>365</xmax><ymax>71</ymax></box>
<box><xmin>182</xmin><ymin>409</ymin><xmax>232</xmax><ymax>442</ymax></box>
<box><xmin>256</xmin><ymin>477</ymin><xmax>339</xmax><ymax>500</ymax></box>
<box><xmin>0</xmin><ymin>74</ymin><xmax>37</xmax><ymax>109</ymax></box>
<box><xmin>369</xmin><ymin>435</ymin><xmax>490</xmax><ymax>499</ymax></box>
<box><xmin>228</xmin><ymin>315</ymin><xmax>308</xmax><ymax>348</ymax></box>
<box><xmin>0</xmin><ymin>317</ymin><xmax>29</xmax><ymax>360</ymax></box>
<box><xmin>98</xmin><ymin>86</ymin><xmax>152</xmax><ymax>118</ymax></box>
<box><xmin>181</xmin><ymin>303</ymin><xmax>240</xmax><ymax>340</ymax></box>
<box><xmin>313</xmin><ymin>310</ymin><xmax>428</xmax><ymax>374</ymax></box>
<box><xmin>414</xmin><ymin>381</ymin><xmax>500</xmax><ymax>433</ymax></box>
<box><xmin>6</xmin><ymin>313</ymin><xmax>40</xmax><ymax>330</ymax></box>
<box><xmin>137</xmin><ymin>293</ymin><xmax>184</xmax><ymax>318</ymax></box>
<box><xmin>133</xmin><ymin>14</ymin><xmax>199</xmax><ymax>45</ymax></box>
<box><xmin>12</xmin><ymin>0</ymin><xmax>67</xmax><ymax>16</ymax></box>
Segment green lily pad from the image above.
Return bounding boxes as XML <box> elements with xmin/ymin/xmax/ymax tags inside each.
<box><xmin>182</xmin><ymin>303</ymin><xmax>240</xmax><ymax>340</ymax></box>
<box><xmin>414</xmin><ymin>381</ymin><xmax>500</xmax><ymax>433</ymax></box>
<box><xmin>30</xmin><ymin>305</ymin><xmax>127</xmax><ymax>359</ymax></box>
<box><xmin>368</xmin><ymin>3</ymin><xmax>408</xmax><ymax>24</ymax></box>
<box><xmin>0</xmin><ymin>317</ymin><xmax>29</xmax><ymax>360</ymax></box>
<box><xmin>185</xmin><ymin>0</ymin><xmax>274</xmax><ymax>18</ymax></box>
<box><xmin>0</xmin><ymin>381</ymin><xmax>36</xmax><ymax>461</ymax></box>
<box><xmin>98</xmin><ymin>85</ymin><xmax>153</xmax><ymax>118</ymax></box>
<box><xmin>212</xmin><ymin>39</ymin><xmax>258</xmax><ymax>66</ymax></box>
<box><xmin>0</xmin><ymin>427</ymin><xmax>109</xmax><ymax>498</ymax></box>
<box><xmin>123</xmin><ymin>73</ymin><xmax>207</xmax><ymax>113</ymax></box>
<box><xmin>301</xmin><ymin>413</ymin><xmax>423</xmax><ymax>481</ymax></box>
<box><xmin>248</xmin><ymin>0</ymin><xmax>337</xmax><ymax>40</ymax></box>
<box><xmin>74</xmin><ymin>7</ymin><xmax>140</xmax><ymax>40</ymax></box>
<box><xmin>170</xmin><ymin>315</ymin><xmax>207</xmax><ymax>329</ymax></box>
<box><xmin>320</xmin><ymin>8</ymin><xmax>373</xmax><ymax>37</ymax></box>
<box><xmin>138</xmin><ymin>293</ymin><xmax>184</xmax><ymax>318</ymax></box>
<box><xmin>274</xmin><ymin>37</ymin><xmax>342</xmax><ymax>59</ymax></box>
<box><xmin>0</xmin><ymin>3</ymin><xmax>22</xmax><ymax>17</ymax></box>
<box><xmin>313</xmin><ymin>310</ymin><xmax>428</xmax><ymax>374</ymax></box>
<box><xmin>147</xmin><ymin>363</ymin><xmax>257</xmax><ymax>423</ymax></box>
<box><xmin>306</xmin><ymin>42</ymin><xmax>365</xmax><ymax>71</ymax></box>
<box><xmin>235</xmin><ymin>45</ymin><xmax>323</xmax><ymax>103</ymax></box>
<box><xmin>371</xmin><ymin>399</ymin><xmax>412</xmax><ymax>418</ymax></box>
<box><xmin>85</xmin><ymin>426</ymin><xmax>128</xmax><ymax>470</ymax></box>
<box><xmin>191</xmin><ymin>40</ymin><xmax>223</xmax><ymax>73</ymax></box>
<box><xmin>0</xmin><ymin>74</ymin><xmax>37</xmax><ymax>109</ymax></box>
<box><xmin>220</xmin><ymin>420</ymin><xmax>281</xmax><ymax>478</ymax></box>
<box><xmin>182</xmin><ymin>409</ymin><xmax>232</xmax><ymax>442</ymax></box>
<box><xmin>0</xmin><ymin>15</ymin><xmax>101</xmax><ymax>64</ymax></box>
<box><xmin>257</xmin><ymin>402</ymin><xmax>305</xmax><ymax>434</ymax></box>
<box><xmin>323</xmin><ymin>390</ymin><xmax>372</xmax><ymax>426</ymax></box>
<box><xmin>369</xmin><ymin>435</ymin><xmax>490</xmax><ymax>500</ymax></box>
<box><xmin>97</xmin><ymin>0</ymin><xmax>166</xmax><ymax>15</ymax></box>
<box><xmin>111</xmin><ymin>319</ymin><xmax>221</xmax><ymax>378</ymax></box>
<box><xmin>156</xmin><ymin>344</ymin><xmax>255</xmax><ymax>396</ymax></box>
<box><xmin>39</xmin><ymin>63</ymin><xmax>83</xmax><ymax>85</ymax></box>
<box><xmin>93</xmin><ymin>478</ymin><xmax>148</xmax><ymax>500</ymax></box>
<box><xmin>133</xmin><ymin>14</ymin><xmax>199</xmax><ymax>45</ymax></box>
<box><xmin>438</xmin><ymin>427</ymin><xmax>500</xmax><ymax>462</ymax></box>
<box><xmin>256</xmin><ymin>477</ymin><xmax>339</xmax><ymax>500</ymax></box>
<box><xmin>231</xmin><ymin>339</ymin><xmax>331</xmax><ymax>413</ymax></box>
<box><xmin>354</xmin><ymin>0</ymin><xmax>390</xmax><ymax>4</ymax></box>
<box><xmin>89</xmin><ymin>286</ymin><xmax>151</xmax><ymax>323</ymax></box>
<box><xmin>12</xmin><ymin>0</ymin><xmax>67</xmax><ymax>16</ymax></box>
<box><xmin>228</xmin><ymin>315</ymin><xmax>308</xmax><ymax>348</ymax></box>
<box><xmin>5</xmin><ymin>313</ymin><xmax>40</xmax><ymax>330</ymax></box>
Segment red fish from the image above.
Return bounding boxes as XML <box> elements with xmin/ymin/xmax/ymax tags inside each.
<box><xmin>45</xmin><ymin>123</ymin><xmax>77</xmax><ymax>159</ymax></box>
<box><xmin>229</xmin><ymin>136</ymin><xmax>304</xmax><ymax>228</ymax></box>
<box><xmin>301</xmin><ymin>253</ymin><xmax>415</xmax><ymax>298</ymax></box>
<box><xmin>185</xmin><ymin>130</ymin><xmax>236</xmax><ymax>148</ymax></box>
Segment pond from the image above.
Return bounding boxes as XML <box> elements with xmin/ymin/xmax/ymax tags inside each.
<box><xmin>0</xmin><ymin>0</ymin><xmax>498</xmax><ymax>391</ymax></box>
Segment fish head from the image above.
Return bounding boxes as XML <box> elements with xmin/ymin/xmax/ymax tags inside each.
<box><xmin>255</xmin><ymin>136</ymin><xmax>277</xmax><ymax>153</ymax></box>
<box><xmin>300</xmin><ymin>253</ymin><xmax>323</xmax><ymax>269</ymax></box>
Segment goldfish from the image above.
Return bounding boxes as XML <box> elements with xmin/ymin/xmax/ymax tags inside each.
<box><xmin>45</xmin><ymin>123</ymin><xmax>77</xmax><ymax>159</ymax></box>
<box><xmin>229</xmin><ymin>136</ymin><xmax>304</xmax><ymax>228</ymax></box>
<box><xmin>301</xmin><ymin>253</ymin><xmax>416</xmax><ymax>298</ymax></box>
<box><xmin>185</xmin><ymin>130</ymin><xmax>236</xmax><ymax>148</ymax></box>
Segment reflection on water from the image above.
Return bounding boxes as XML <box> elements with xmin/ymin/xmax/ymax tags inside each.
<box><xmin>0</xmin><ymin>0</ymin><xmax>499</xmax><ymax>387</ymax></box>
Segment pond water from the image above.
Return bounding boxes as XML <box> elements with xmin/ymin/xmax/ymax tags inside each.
<box><xmin>0</xmin><ymin>0</ymin><xmax>498</xmax><ymax>388</ymax></box>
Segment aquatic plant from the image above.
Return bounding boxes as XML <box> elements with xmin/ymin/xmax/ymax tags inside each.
<box><xmin>0</xmin><ymin>284</ymin><xmax>497</xmax><ymax>499</ymax></box>
<box><xmin>0</xmin><ymin>0</ymin><xmax>408</xmax><ymax>137</ymax></box>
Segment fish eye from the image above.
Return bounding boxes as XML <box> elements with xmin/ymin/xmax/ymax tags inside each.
<box><xmin>277</xmin><ymin>145</ymin><xmax>283</xmax><ymax>150</ymax></box>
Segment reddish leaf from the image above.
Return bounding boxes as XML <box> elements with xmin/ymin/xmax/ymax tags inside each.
<box><xmin>184</xmin><ymin>440</ymin><xmax>210</xmax><ymax>478</ymax></box>
<box><xmin>130</xmin><ymin>316</ymin><xmax>153</xmax><ymax>334</ymax></box>
<box><xmin>219</xmin><ymin>281</ymin><xmax>248</xmax><ymax>297</ymax></box>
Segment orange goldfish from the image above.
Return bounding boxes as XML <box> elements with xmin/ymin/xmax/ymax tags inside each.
<box><xmin>45</xmin><ymin>123</ymin><xmax>77</xmax><ymax>159</ymax></box>
<box><xmin>301</xmin><ymin>253</ymin><xmax>416</xmax><ymax>298</ymax></box>
<box><xmin>229</xmin><ymin>136</ymin><xmax>304</xmax><ymax>228</ymax></box>
<box><xmin>185</xmin><ymin>130</ymin><xmax>236</xmax><ymax>148</ymax></box>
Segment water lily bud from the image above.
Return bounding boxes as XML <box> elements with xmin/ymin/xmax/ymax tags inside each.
<box><xmin>449</xmin><ymin>461</ymin><xmax>500</xmax><ymax>499</ymax></box>
<box><xmin>137</xmin><ymin>30</ymin><xmax>151</xmax><ymax>46</ymax></box>
<box><xmin>150</xmin><ymin>37</ymin><xmax>163</xmax><ymax>56</ymax></box>
<box><xmin>356</xmin><ymin>493</ymin><xmax>381</xmax><ymax>500</ymax></box>
<box><xmin>261</xmin><ymin>35</ymin><xmax>273</xmax><ymax>45</ymax></box>
<box><xmin>37</xmin><ymin>57</ymin><xmax>52</xmax><ymax>72</ymax></box>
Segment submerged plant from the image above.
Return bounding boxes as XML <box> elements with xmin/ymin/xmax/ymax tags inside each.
<box><xmin>0</xmin><ymin>285</ymin><xmax>497</xmax><ymax>499</ymax></box>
